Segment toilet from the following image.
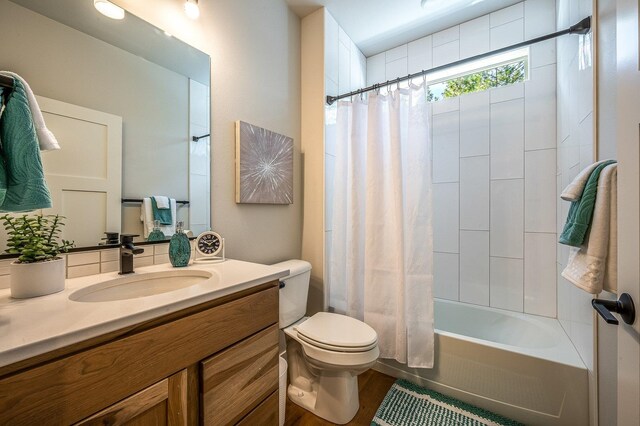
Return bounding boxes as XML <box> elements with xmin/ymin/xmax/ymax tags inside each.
<box><xmin>274</xmin><ymin>260</ymin><xmax>379</xmax><ymax>425</ymax></box>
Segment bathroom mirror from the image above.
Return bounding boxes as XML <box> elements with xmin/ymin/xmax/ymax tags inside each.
<box><xmin>0</xmin><ymin>0</ymin><xmax>210</xmax><ymax>250</ymax></box>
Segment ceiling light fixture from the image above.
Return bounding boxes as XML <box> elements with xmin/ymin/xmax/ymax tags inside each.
<box><xmin>93</xmin><ymin>0</ymin><xmax>125</xmax><ymax>20</ymax></box>
<box><xmin>184</xmin><ymin>0</ymin><xmax>200</xmax><ymax>19</ymax></box>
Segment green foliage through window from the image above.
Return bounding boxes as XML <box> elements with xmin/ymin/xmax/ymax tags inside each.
<box><xmin>427</xmin><ymin>60</ymin><xmax>526</xmax><ymax>102</ymax></box>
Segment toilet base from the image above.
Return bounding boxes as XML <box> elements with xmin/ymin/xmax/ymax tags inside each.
<box><xmin>287</xmin><ymin>370</ymin><xmax>360</xmax><ymax>425</ymax></box>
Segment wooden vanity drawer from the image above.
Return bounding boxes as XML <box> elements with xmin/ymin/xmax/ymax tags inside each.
<box><xmin>237</xmin><ymin>390</ymin><xmax>279</xmax><ymax>426</ymax></box>
<box><xmin>201</xmin><ymin>325</ymin><xmax>279</xmax><ymax>426</ymax></box>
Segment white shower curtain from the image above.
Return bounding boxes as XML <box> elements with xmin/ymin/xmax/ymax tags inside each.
<box><xmin>329</xmin><ymin>83</ymin><xmax>434</xmax><ymax>368</ymax></box>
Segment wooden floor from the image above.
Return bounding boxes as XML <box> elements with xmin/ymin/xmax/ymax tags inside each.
<box><xmin>284</xmin><ymin>369</ymin><xmax>396</xmax><ymax>426</ymax></box>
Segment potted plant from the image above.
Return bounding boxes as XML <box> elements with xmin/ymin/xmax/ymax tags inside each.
<box><xmin>1</xmin><ymin>214</ymin><xmax>74</xmax><ymax>298</ymax></box>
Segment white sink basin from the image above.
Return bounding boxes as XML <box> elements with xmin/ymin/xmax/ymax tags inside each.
<box><xmin>69</xmin><ymin>270</ymin><xmax>214</xmax><ymax>302</ymax></box>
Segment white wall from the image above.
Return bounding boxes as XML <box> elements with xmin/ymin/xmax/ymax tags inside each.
<box><xmin>359</xmin><ymin>1</ymin><xmax>558</xmax><ymax>317</ymax></box>
<box><xmin>112</xmin><ymin>0</ymin><xmax>302</xmax><ymax>264</ymax></box>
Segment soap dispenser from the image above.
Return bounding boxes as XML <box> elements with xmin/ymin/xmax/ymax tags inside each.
<box><xmin>169</xmin><ymin>221</ymin><xmax>191</xmax><ymax>267</ymax></box>
<box><xmin>147</xmin><ymin>220</ymin><xmax>166</xmax><ymax>241</ymax></box>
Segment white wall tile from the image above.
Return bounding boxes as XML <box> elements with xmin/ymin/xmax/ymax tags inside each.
<box><xmin>433</xmin><ymin>40</ymin><xmax>460</xmax><ymax>67</ymax></box>
<box><xmin>525</xmin><ymin>149</ymin><xmax>557</xmax><ymax>232</ymax></box>
<box><xmin>432</xmin><ymin>97</ymin><xmax>460</xmax><ymax>115</ymax></box>
<box><xmin>325</xmin><ymin>154</ymin><xmax>336</xmax><ymax>231</ymax></box>
<box><xmin>460</xmin><ymin>231</ymin><xmax>490</xmax><ymax>305</ymax></box>
<box><xmin>460</xmin><ymin>156</ymin><xmax>490</xmax><ymax>230</ymax></box>
<box><xmin>350</xmin><ymin>42</ymin><xmax>365</xmax><ymax>91</ymax></box>
<box><xmin>460</xmin><ymin>91</ymin><xmax>490</xmax><ymax>157</ymax></box>
<box><xmin>67</xmin><ymin>251</ymin><xmax>100</xmax><ymax>267</ymax></box>
<box><xmin>530</xmin><ymin>39</ymin><xmax>557</xmax><ymax>68</ymax></box>
<box><xmin>325</xmin><ymin>11</ymin><xmax>339</xmax><ymax>84</ymax></box>
<box><xmin>338</xmin><ymin>41</ymin><xmax>351</xmax><ymax>94</ymax></box>
<box><xmin>338</xmin><ymin>26</ymin><xmax>351</xmax><ymax>49</ymax></box>
<box><xmin>408</xmin><ymin>36</ymin><xmax>433</xmax><ymax>74</ymax></box>
<box><xmin>0</xmin><ymin>275</ymin><xmax>9</xmax><ymax>289</ymax></box>
<box><xmin>366</xmin><ymin>53</ymin><xmax>385</xmax><ymax>86</ymax></box>
<box><xmin>154</xmin><ymin>254</ymin><xmax>170</xmax><ymax>265</ymax></box>
<box><xmin>100</xmin><ymin>249</ymin><xmax>119</xmax><ymax>262</ymax></box>
<box><xmin>490</xmin><ymin>19</ymin><xmax>524</xmax><ymax>50</ymax></box>
<box><xmin>133</xmin><ymin>256</ymin><xmax>154</xmax><ymax>268</ymax></box>
<box><xmin>490</xmin><ymin>257</ymin><xmax>524</xmax><ymax>311</ymax></box>
<box><xmin>67</xmin><ymin>263</ymin><xmax>100</xmax><ymax>279</ymax></box>
<box><xmin>434</xmin><ymin>252</ymin><xmax>459</xmax><ymax>300</ymax></box>
<box><xmin>490</xmin><ymin>179</ymin><xmax>524</xmax><ymax>258</ymax></box>
<box><xmin>490</xmin><ymin>3</ymin><xmax>524</xmax><ymax>27</ymax></box>
<box><xmin>579</xmin><ymin>112</ymin><xmax>594</xmax><ymax>169</ymax></box>
<box><xmin>525</xmin><ymin>64</ymin><xmax>557</xmax><ymax>151</ymax></box>
<box><xmin>101</xmin><ymin>260</ymin><xmax>118</xmax><ymax>274</ymax></box>
<box><xmin>524</xmin><ymin>233</ymin><xmax>557</xmax><ymax>317</ymax></box>
<box><xmin>154</xmin><ymin>243</ymin><xmax>170</xmax><ymax>255</ymax></box>
<box><xmin>432</xmin><ymin>111</ymin><xmax>460</xmax><ymax>183</ymax></box>
<box><xmin>0</xmin><ymin>259</ymin><xmax>11</xmax><ymax>276</ymax></box>
<box><xmin>433</xmin><ymin>183</ymin><xmax>459</xmax><ymax>253</ymax></box>
<box><xmin>460</xmin><ymin>15</ymin><xmax>490</xmax><ymax>58</ymax></box>
<box><xmin>491</xmin><ymin>99</ymin><xmax>524</xmax><ymax>179</ymax></box>
<box><xmin>386</xmin><ymin>58</ymin><xmax>408</xmax><ymax>81</ymax></box>
<box><xmin>490</xmin><ymin>82</ymin><xmax>524</xmax><ymax>103</ymax></box>
<box><xmin>385</xmin><ymin>44</ymin><xmax>408</xmax><ymax>62</ymax></box>
<box><xmin>524</xmin><ymin>0</ymin><xmax>556</xmax><ymax>38</ymax></box>
<box><xmin>433</xmin><ymin>25</ymin><xmax>460</xmax><ymax>46</ymax></box>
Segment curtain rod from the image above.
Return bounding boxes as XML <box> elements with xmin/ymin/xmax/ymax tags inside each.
<box><xmin>326</xmin><ymin>16</ymin><xmax>591</xmax><ymax>105</ymax></box>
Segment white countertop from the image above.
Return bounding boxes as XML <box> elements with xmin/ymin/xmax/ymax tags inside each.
<box><xmin>0</xmin><ymin>259</ymin><xmax>288</xmax><ymax>369</ymax></box>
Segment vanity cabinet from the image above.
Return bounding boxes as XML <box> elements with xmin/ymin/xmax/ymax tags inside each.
<box><xmin>0</xmin><ymin>282</ymin><xmax>279</xmax><ymax>425</ymax></box>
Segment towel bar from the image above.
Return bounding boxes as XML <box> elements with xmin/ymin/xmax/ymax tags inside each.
<box><xmin>121</xmin><ymin>198</ymin><xmax>190</xmax><ymax>205</ymax></box>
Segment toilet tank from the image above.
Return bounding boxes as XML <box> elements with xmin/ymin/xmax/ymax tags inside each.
<box><xmin>272</xmin><ymin>259</ymin><xmax>312</xmax><ymax>328</ymax></box>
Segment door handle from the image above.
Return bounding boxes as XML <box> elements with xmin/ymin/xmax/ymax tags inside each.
<box><xmin>592</xmin><ymin>293</ymin><xmax>636</xmax><ymax>325</ymax></box>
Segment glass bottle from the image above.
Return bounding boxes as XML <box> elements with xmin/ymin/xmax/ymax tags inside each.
<box><xmin>147</xmin><ymin>220</ymin><xmax>166</xmax><ymax>242</ymax></box>
<box><xmin>169</xmin><ymin>221</ymin><xmax>191</xmax><ymax>267</ymax></box>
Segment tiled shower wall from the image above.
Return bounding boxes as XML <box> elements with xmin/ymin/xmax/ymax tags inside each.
<box><xmin>323</xmin><ymin>10</ymin><xmax>367</xmax><ymax>287</ymax></box>
<box><xmin>325</xmin><ymin>0</ymin><xmax>560</xmax><ymax>318</ymax></box>
<box><xmin>556</xmin><ymin>0</ymin><xmax>596</xmax><ymax>372</ymax></box>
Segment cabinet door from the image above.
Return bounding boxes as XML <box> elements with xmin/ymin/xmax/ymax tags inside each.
<box><xmin>75</xmin><ymin>369</ymin><xmax>188</xmax><ymax>426</ymax></box>
<box><xmin>201</xmin><ymin>325</ymin><xmax>279</xmax><ymax>426</ymax></box>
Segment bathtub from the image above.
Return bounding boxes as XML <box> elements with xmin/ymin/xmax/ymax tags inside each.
<box><xmin>374</xmin><ymin>299</ymin><xmax>589</xmax><ymax>426</ymax></box>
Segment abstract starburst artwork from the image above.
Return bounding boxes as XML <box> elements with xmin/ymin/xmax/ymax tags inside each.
<box><xmin>235</xmin><ymin>121</ymin><xmax>293</xmax><ymax>204</ymax></box>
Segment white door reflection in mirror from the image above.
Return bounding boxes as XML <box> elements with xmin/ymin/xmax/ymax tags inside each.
<box><xmin>39</xmin><ymin>96</ymin><xmax>122</xmax><ymax>247</ymax></box>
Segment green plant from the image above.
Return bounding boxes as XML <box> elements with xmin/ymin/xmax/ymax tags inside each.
<box><xmin>1</xmin><ymin>214</ymin><xmax>74</xmax><ymax>263</ymax></box>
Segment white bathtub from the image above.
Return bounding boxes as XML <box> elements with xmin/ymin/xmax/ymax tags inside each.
<box><xmin>374</xmin><ymin>299</ymin><xmax>589</xmax><ymax>426</ymax></box>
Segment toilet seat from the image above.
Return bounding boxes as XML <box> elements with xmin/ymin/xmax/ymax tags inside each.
<box><xmin>295</xmin><ymin>312</ymin><xmax>378</xmax><ymax>353</ymax></box>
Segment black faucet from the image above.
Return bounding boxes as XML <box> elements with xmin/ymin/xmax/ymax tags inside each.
<box><xmin>119</xmin><ymin>234</ymin><xmax>144</xmax><ymax>275</ymax></box>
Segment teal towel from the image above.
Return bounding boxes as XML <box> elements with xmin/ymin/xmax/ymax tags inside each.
<box><xmin>0</xmin><ymin>78</ymin><xmax>52</xmax><ymax>212</ymax></box>
<box><xmin>559</xmin><ymin>160</ymin><xmax>616</xmax><ymax>247</ymax></box>
<box><xmin>151</xmin><ymin>196</ymin><xmax>172</xmax><ymax>225</ymax></box>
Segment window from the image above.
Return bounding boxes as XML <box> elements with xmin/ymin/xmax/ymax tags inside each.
<box><xmin>424</xmin><ymin>47</ymin><xmax>529</xmax><ymax>101</ymax></box>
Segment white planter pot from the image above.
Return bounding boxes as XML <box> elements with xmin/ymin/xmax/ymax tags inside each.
<box><xmin>10</xmin><ymin>257</ymin><xmax>66</xmax><ymax>299</ymax></box>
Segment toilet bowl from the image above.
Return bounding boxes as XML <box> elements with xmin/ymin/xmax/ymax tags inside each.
<box><xmin>273</xmin><ymin>260</ymin><xmax>380</xmax><ymax>425</ymax></box>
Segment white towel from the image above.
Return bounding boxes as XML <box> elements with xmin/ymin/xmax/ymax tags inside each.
<box><xmin>561</xmin><ymin>159</ymin><xmax>611</xmax><ymax>201</ymax></box>
<box><xmin>153</xmin><ymin>195</ymin><xmax>170</xmax><ymax>209</ymax></box>
<box><xmin>562</xmin><ymin>163</ymin><xmax>617</xmax><ymax>293</ymax></box>
<box><xmin>0</xmin><ymin>71</ymin><xmax>60</xmax><ymax>151</ymax></box>
<box><xmin>140</xmin><ymin>197</ymin><xmax>177</xmax><ymax>238</ymax></box>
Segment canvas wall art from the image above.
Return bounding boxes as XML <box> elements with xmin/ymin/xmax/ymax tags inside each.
<box><xmin>235</xmin><ymin>121</ymin><xmax>293</xmax><ymax>204</ymax></box>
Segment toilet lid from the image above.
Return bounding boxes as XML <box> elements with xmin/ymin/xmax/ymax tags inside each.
<box><xmin>296</xmin><ymin>312</ymin><xmax>378</xmax><ymax>351</ymax></box>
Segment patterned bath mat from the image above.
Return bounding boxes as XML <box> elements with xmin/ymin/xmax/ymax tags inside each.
<box><xmin>372</xmin><ymin>379</ymin><xmax>524</xmax><ymax>426</ymax></box>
